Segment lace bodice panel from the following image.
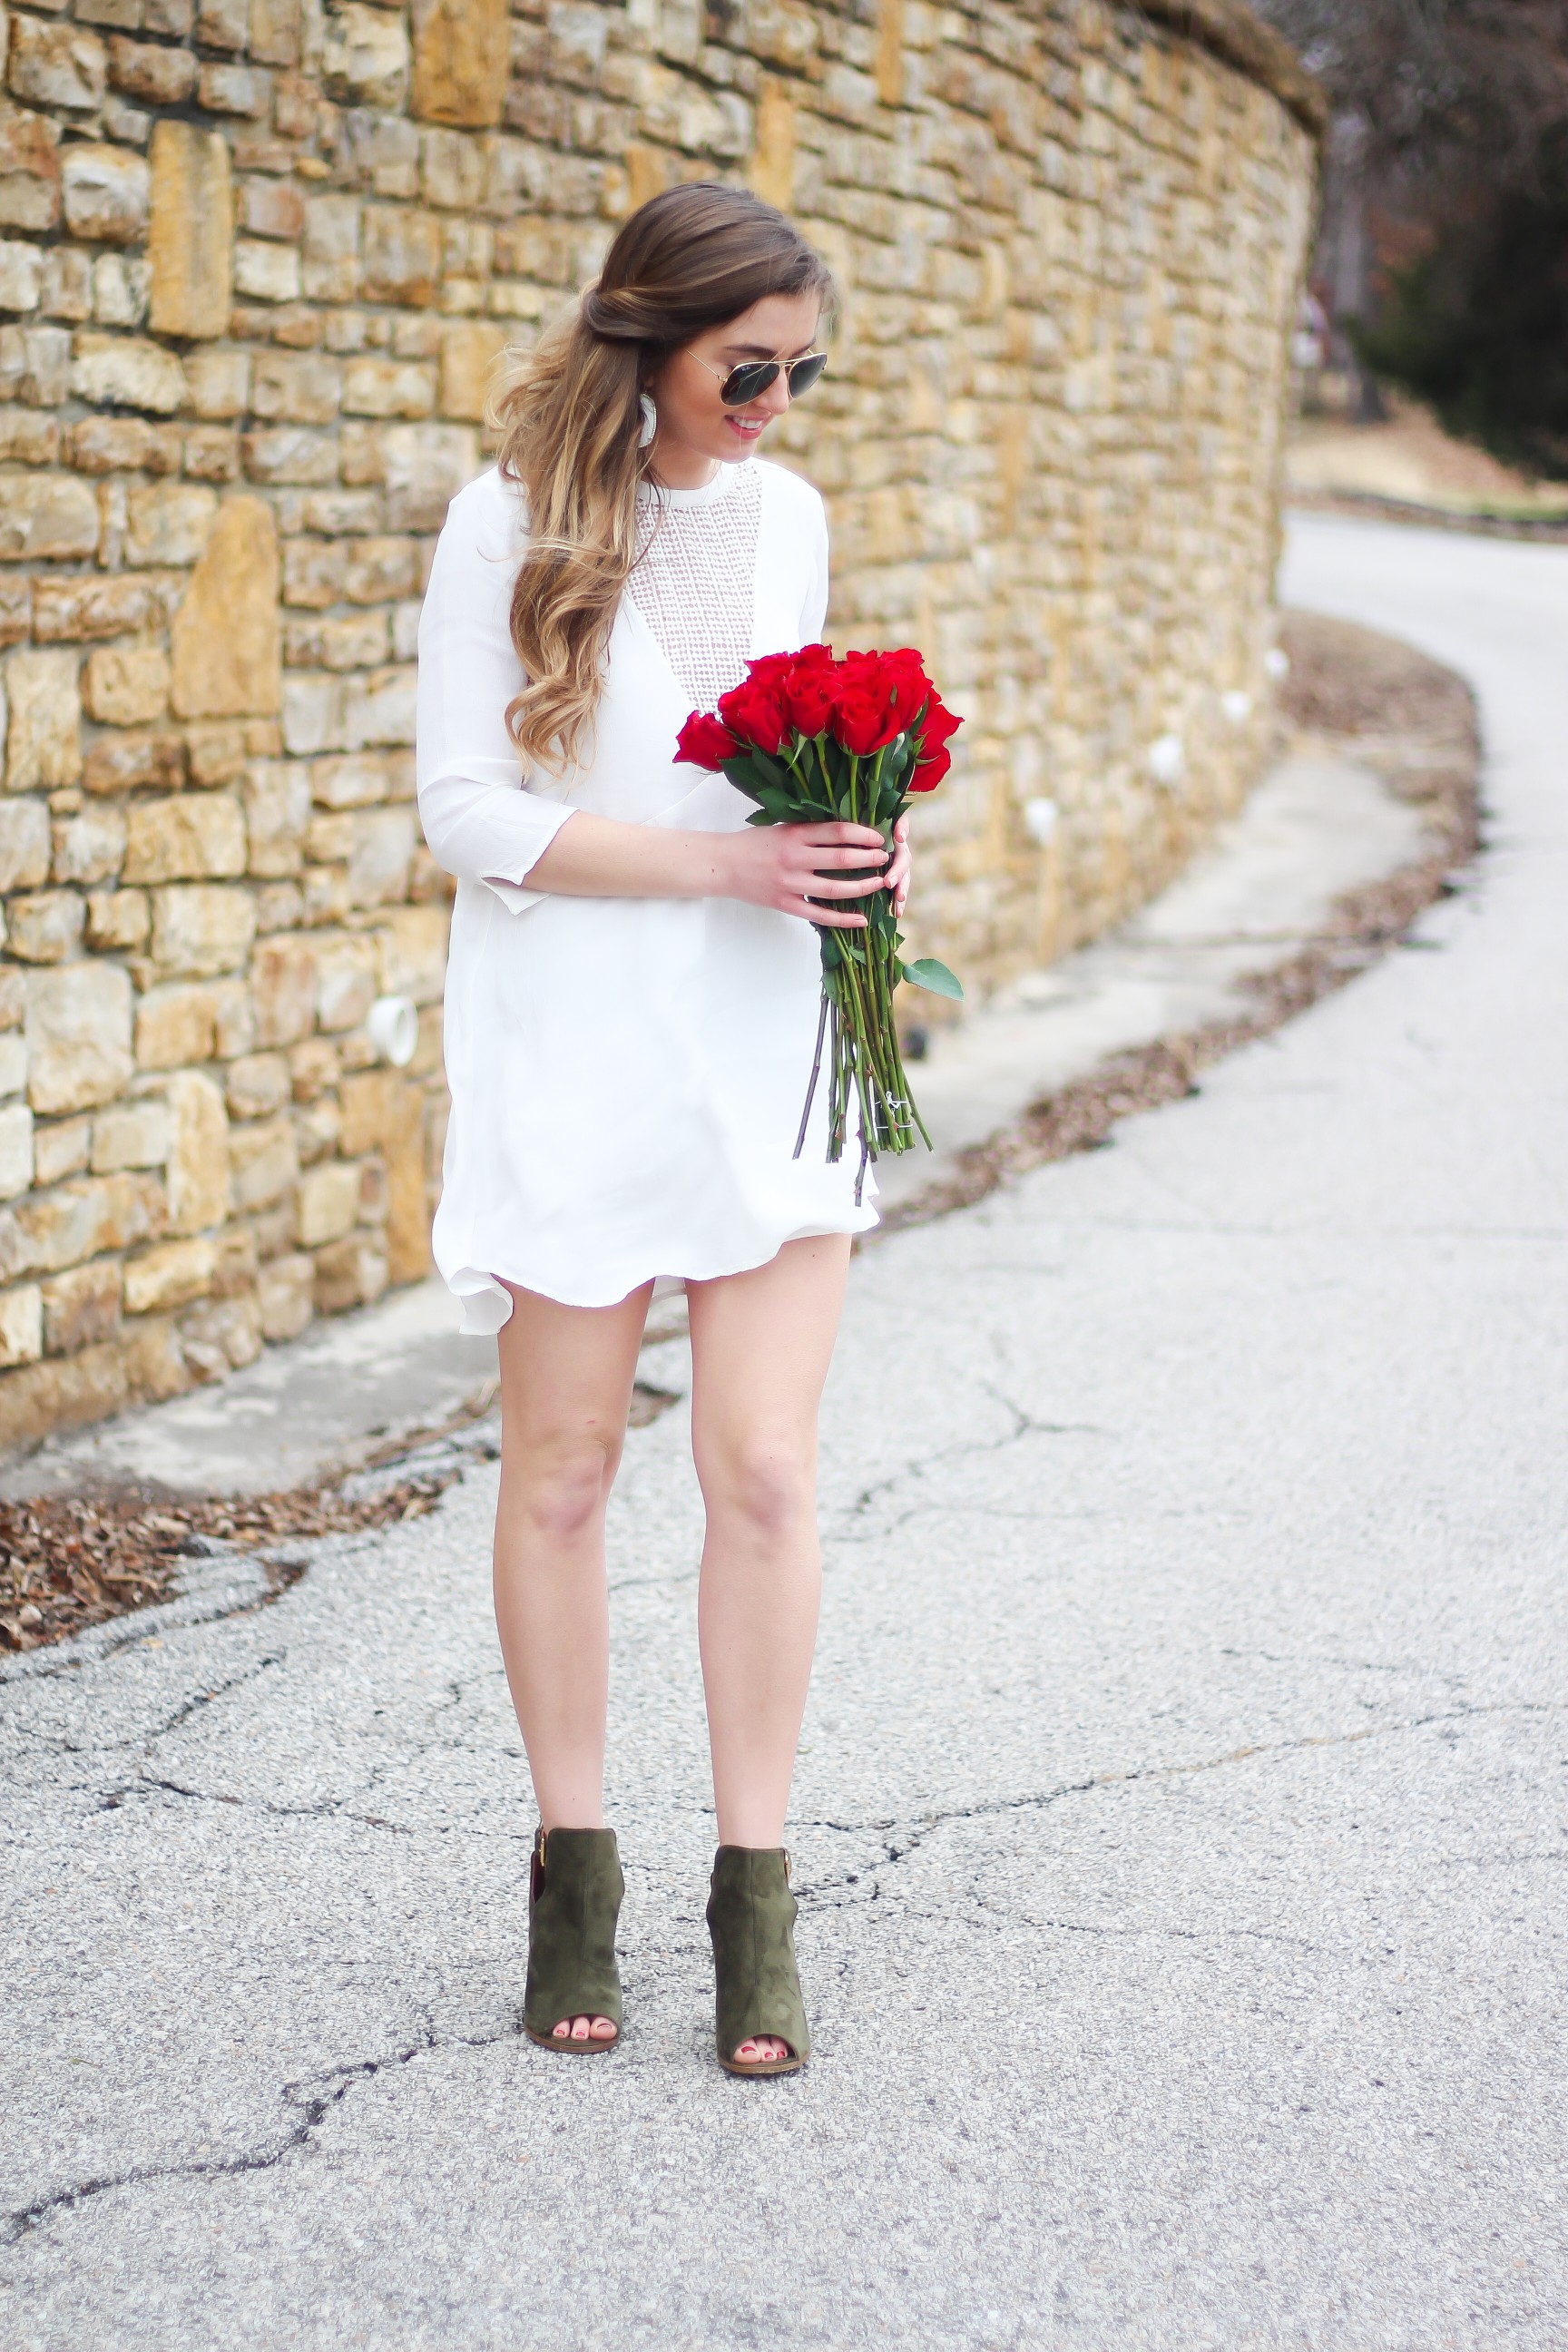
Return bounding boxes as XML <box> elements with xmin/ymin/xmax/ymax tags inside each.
<box><xmin>624</xmin><ymin>462</ymin><xmax>763</xmax><ymax>713</ymax></box>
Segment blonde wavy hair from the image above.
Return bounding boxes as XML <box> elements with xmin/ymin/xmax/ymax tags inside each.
<box><xmin>490</xmin><ymin>181</ymin><xmax>835</xmax><ymax>776</ymax></box>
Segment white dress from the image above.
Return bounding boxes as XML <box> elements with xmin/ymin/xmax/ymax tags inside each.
<box><xmin>416</xmin><ymin>456</ymin><xmax>879</xmax><ymax>1328</ymax></box>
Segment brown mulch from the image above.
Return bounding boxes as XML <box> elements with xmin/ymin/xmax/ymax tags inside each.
<box><xmin>0</xmin><ymin>1469</ymin><xmax>463</xmax><ymax>1658</ymax></box>
<box><xmin>875</xmin><ymin>608</ymin><xmax>1481</xmax><ymax>1239</ymax></box>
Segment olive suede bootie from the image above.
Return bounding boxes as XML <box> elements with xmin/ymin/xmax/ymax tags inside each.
<box><xmin>706</xmin><ymin>1845</ymin><xmax>810</xmax><ymax>2078</ymax></box>
<box><xmin>523</xmin><ymin>1826</ymin><xmax>624</xmax><ymax>2053</ymax></box>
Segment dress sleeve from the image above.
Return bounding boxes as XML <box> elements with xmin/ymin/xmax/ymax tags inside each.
<box><xmin>416</xmin><ymin>473</ymin><xmax>578</xmax><ymax>916</ymax></box>
<box><xmin>801</xmin><ymin>487</ymin><xmax>830</xmax><ymax>645</ymax></box>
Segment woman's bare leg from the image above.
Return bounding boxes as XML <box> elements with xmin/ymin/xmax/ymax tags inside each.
<box><xmin>687</xmin><ymin>1232</ymin><xmax>851</xmax><ymax>2063</ymax></box>
<box><xmin>493</xmin><ymin>1277</ymin><xmax>653</xmax><ymax>2043</ymax></box>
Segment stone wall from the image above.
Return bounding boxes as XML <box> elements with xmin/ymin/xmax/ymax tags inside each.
<box><xmin>0</xmin><ymin>0</ymin><xmax>1317</xmax><ymax>1447</ymax></box>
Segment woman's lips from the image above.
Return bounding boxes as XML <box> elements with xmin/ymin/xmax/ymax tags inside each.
<box><xmin>726</xmin><ymin>415</ymin><xmax>766</xmax><ymax>439</ymax></box>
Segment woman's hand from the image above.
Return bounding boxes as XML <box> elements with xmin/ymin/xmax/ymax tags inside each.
<box><xmin>720</xmin><ymin>820</ymin><xmax>895</xmax><ymax>931</ymax></box>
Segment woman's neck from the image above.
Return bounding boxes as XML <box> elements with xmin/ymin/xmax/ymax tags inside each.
<box><xmin>647</xmin><ymin>438</ymin><xmax>722</xmax><ymax>492</ymax></box>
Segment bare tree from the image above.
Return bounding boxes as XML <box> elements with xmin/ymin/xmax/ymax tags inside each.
<box><xmin>1251</xmin><ymin>1</ymin><xmax>1568</xmax><ymax>416</ymax></box>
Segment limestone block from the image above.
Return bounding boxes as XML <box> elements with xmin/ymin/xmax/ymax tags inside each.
<box><xmin>347</xmin><ymin>805</ymin><xmax>415</xmax><ymax>908</ymax></box>
<box><xmin>234</xmin><ymin>240</ymin><xmax>302</xmax><ymax>304</ymax></box>
<box><xmin>361</xmin><ymin>207</ymin><xmax>441</xmax><ymax>307</ymax></box>
<box><xmin>83</xmin><ymin>730</ymin><xmax>185</xmax><ymax>793</ymax></box>
<box><xmin>322</xmin><ymin>5</ymin><xmax>410</xmax><ymax>109</ymax></box>
<box><xmin>0</xmin><ymin>1034</ymin><xmax>26</xmax><ymax>1097</ymax></box>
<box><xmin>243</xmin><ymin>760</ymin><xmax>309</xmax><ymax>877</ymax></box>
<box><xmin>294</xmin><ymin>1158</ymin><xmax>357</xmax><ymax>1248</ymax></box>
<box><xmin>251</xmin><ymin>350</ymin><xmax>340</xmax><ymax>426</ymax></box>
<box><xmin>314</xmin><ymin>932</ymin><xmax>376</xmax><ymax>1032</ymax></box>
<box><xmin>280</xmin><ymin>672</ymin><xmax>344</xmax><ymax>756</ymax></box>
<box><xmin>0</xmin><ymin>406</ymin><xmax>54</xmax><ymax>464</ymax></box>
<box><xmin>0</xmin><ymin>473</ymin><xmax>99</xmax><ymax>562</ymax></box>
<box><xmin>165</xmin><ymin>1068</ymin><xmax>230</xmax><ymax>1234</ymax></box>
<box><xmin>240</xmin><ymin>179</ymin><xmax>305</xmax><ymax>243</ymax></box>
<box><xmin>228</xmin><ymin>1112</ymin><xmax>297</xmax><ymax>1210</ymax></box>
<box><xmin>378</xmin><ymin>421</ymin><xmax>475</xmax><ymax>529</ymax></box>
<box><xmin>301</xmin><ymin>192</ymin><xmax>360</xmax><ymax>304</ymax></box>
<box><xmin>343</xmin><ymin>539</ymin><xmax>417</xmax><ymax>606</ymax></box>
<box><xmin>109</xmin><ymin>36</ymin><xmax>198</xmax><ymax>106</ymax></box>
<box><xmin>250</xmin><ymin>933</ymin><xmax>316</xmax><ymax>1047</ymax></box>
<box><xmin>184</xmin><ymin>723</ymin><xmax>248</xmax><ymax>786</ymax></box>
<box><xmin>0</xmin><ymin>1338</ymin><xmax>134</xmax><ymax>1446</ymax></box>
<box><xmin>134</xmin><ymin>978</ymin><xmax>226</xmax><ymax>1069</ymax></box>
<box><xmin>5</xmin><ymin>650</ymin><xmax>80</xmax><ymax>789</ymax></box>
<box><xmin>198</xmin><ymin>63</ymin><xmax>268</xmax><ymax>117</ymax></box>
<box><xmin>439</xmin><ymin>318</ymin><xmax>506</xmax><ymax>422</ymax></box>
<box><xmin>148</xmin><ymin>122</ymin><xmax>231</xmax><ymax>341</ymax></box>
<box><xmin>0</xmin><ymin>798</ymin><xmax>49</xmax><ymax>890</ymax></box>
<box><xmin>0</xmin><ymin>238</ymin><xmax>43</xmax><ymax>312</ymax></box>
<box><xmin>411</xmin><ymin>0</ymin><xmax>508</xmax><ymax>128</ymax></box>
<box><xmin>185</xmin><ymin>347</ymin><xmax>250</xmax><ymax>419</ymax></box>
<box><xmin>150</xmin><ymin>883</ymin><xmax>256</xmax><ymax>976</ymax></box>
<box><xmin>85</xmin><ymin>887</ymin><xmax>150</xmax><ymax>950</ymax></box>
<box><xmin>61</xmin><ymin>142</ymin><xmax>150</xmax><ymax>245</ymax></box>
<box><xmin>0</xmin><ymin>320</ymin><xmax>69</xmax><ymax>403</ymax></box>
<box><xmin>183</xmin><ymin>426</ymin><xmax>241</xmax><ymax>484</ymax></box>
<box><xmin>212</xmin><ymin>1224</ymin><xmax>258</xmax><ymax>1298</ymax></box>
<box><xmin>282</xmin><ymin>536</ymin><xmax>344</xmax><ymax>609</ymax></box>
<box><xmin>33</xmin><ymin>1116</ymin><xmax>91</xmax><ymax>1187</ymax></box>
<box><xmin>41</xmin><ymin>1258</ymin><xmax>122</xmax><ymax>1355</ymax></box>
<box><xmin>0</xmin><ymin>100</ymin><xmax>63</xmax><ymax>234</ymax></box>
<box><xmin>310</xmin><ymin>752</ymin><xmax>389</xmax><ymax>809</ymax></box>
<box><xmin>7</xmin><ymin>20</ymin><xmax>107</xmax><ymax>113</ymax></box>
<box><xmin>257</xmin><ymin>1250</ymin><xmax>313</xmax><ymax>1341</ymax></box>
<box><xmin>196</xmin><ymin>0</ymin><xmax>250</xmax><ymax>55</ymax></box>
<box><xmin>25</xmin><ymin>961</ymin><xmax>132</xmax><ymax>1112</ymax></box>
<box><xmin>312</xmin><ymin>1230</ymin><xmax>387</xmax><ymax>1314</ymax></box>
<box><xmin>33</xmin><ymin>573</ymin><xmax>152</xmax><ymax>642</ymax></box>
<box><xmin>91</xmin><ymin>1096</ymin><xmax>169</xmax><ymax>1171</ymax></box>
<box><xmin>0</xmin><ymin>1170</ymin><xmax>159</xmax><ymax>1281</ymax></box>
<box><xmin>0</xmin><ymin>1102</ymin><xmax>34</xmax><ymax>1200</ymax></box>
<box><xmin>52</xmin><ymin>805</ymin><xmax>126</xmax><ymax>887</ymax></box>
<box><xmin>0</xmin><ymin>1281</ymin><xmax>42</xmax><ymax>1367</ymax></box>
<box><xmin>123</xmin><ymin>794</ymin><xmax>247</xmax><ymax>885</ymax></box>
<box><xmin>225</xmin><ymin>1052</ymin><xmax>289</xmax><ymax>1119</ymax></box>
<box><xmin>123</xmin><ymin>1235</ymin><xmax>215</xmax><ymax>1317</ymax></box>
<box><xmin>179</xmin><ymin>1289</ymin><xmax>261</xmax><ymax>1376</ymax></box>
<box><xmin>70</xmin><ymin>333</ymin><xmax>188</xmax><ymax>416</ymax></box>
<box><xmin>126</xmin><ymin>483</ymin><xmax>216</xmax><ymax>565</ymax></box>
<box><xmin>83</xmin><ymin>644</ymin><xmax>169</xmax><ymax>725</ymax></box>
<box><xmin>341</xmin><ymin>358</ymin><xmax>436</xmax><ymax>418</ymax></box>
<box><xmin>344</xmin><ymin>665</ymin><xmax>416</xmax><ymax>750</ymax></box>
<box><xmin>241</xmin><ymin>427</ymin><xmax>338</xmax><ymax>485</ymax></box>
<box><xmin>170</xmin><ymin>495</ymin><xmax>281</xmax><ymax>720</ymax></box>
<box><xmin>375</xmin><ymin>904</ymin><xmax>448</xmax><ymax>1004</ymax></box>
<box><xmin>7</xmin><ymin>892</ymin><xmax>83</xmax><ymax>963</ymax></box>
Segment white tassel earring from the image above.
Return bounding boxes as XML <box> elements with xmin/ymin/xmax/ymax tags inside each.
<box><xmin>638</xmin><ymin>391</ymin><xmax>657</xmax><ymax>450</ymax></box>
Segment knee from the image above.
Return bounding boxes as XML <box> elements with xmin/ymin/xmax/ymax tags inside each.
<box><xmin>505</xmin><ymin>1433</ymin><xmax>618</xmax><ymax>1544</ymax></box>
<box><xmin>702</xmin><ymin>1430</ymin><xmax>816</xmax><ymax>1542</ymax></box>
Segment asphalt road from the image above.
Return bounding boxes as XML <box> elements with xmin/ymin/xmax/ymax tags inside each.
<box><xmin>3</xmin><ymin>515</ymin><xmax>1563</xmax><ymax>2349</ymax></box>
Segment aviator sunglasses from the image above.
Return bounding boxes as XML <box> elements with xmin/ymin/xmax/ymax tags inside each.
<box><xmin>689</xmin><ymin>348</ymin><xmax>829</xmax><ymax>407</ymax></box>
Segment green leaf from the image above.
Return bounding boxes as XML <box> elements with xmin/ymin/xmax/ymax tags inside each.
<box><xmin>900</xmin><ymin>956</ymin><xmax>965</xmax><ymax>1000</ymax></box>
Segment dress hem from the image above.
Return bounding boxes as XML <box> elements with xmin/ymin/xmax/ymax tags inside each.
<box><xmin>444</xmin><ymin>1210</ymin><xmax>880</xmax><ymax>1332</ymax></box>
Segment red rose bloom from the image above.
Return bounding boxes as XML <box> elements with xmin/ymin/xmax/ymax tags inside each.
<box><xmin>782</xmin><ymin>668</ymin><xmax>836</xmax><ymax>736</ymax></box>
<box><xmin>831</xmin><ymin>682</ymin><xmax>901</xmax><ymax>757</ymax></box>
<box><xmin>716</xmin><ymin>678</ymin><xmax>789</xmax><ymax>754</ymax></box>
<box><xmin>675</xmin><ymin>710</ymin><xmax>740</xmax><ymax>769</ymax></box>
<box><xmin>909</xmin><ymin>694</ymin><xmax>961</xmax><ymax>788</ymax></box>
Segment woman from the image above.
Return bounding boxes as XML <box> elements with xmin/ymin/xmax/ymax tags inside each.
<box><xmin>416</xmin><ymin>182</ymin><xmax>910</xmax><ymax>2077</ymax></box>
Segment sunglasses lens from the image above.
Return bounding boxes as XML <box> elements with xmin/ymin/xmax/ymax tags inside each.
<box><xmin>788</xmin><ymin>352</ymin><xmax>828</xmax><ymax>398</ymax></box>
<box><xmin>721</xmin><ymin>361</ymin><xmax>779</xmax><ymax>407</ymax></box>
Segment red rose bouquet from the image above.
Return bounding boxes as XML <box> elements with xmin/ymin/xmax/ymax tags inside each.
<box><xmin>677</xmin><ymin>643</ymin><xmax>963</xmax><ymax>1194</ymax></box>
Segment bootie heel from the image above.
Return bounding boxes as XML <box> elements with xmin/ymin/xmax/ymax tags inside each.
<box><xmin>524</xmin><ymin>1826</ymin><xmax>624</xmax><ymax>2053</ymax></box>
<box><xmin>706</xmin><ymin>1846</ymin><xmax>810</xmax><ymax>2078</ymax></box>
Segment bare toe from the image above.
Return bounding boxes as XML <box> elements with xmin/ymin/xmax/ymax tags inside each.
<box><xmin>570</xmin><ymin>2015</ymin><xmax>592</xmax><ymax>2041</ymax></box>
<box><xmin>589</xmin><ymin>2016</ymin><xmax>617</xmax><ymax>2041</ymax></box>
<box><xmin>552</xmin><ymin>2021</ymin><xmax>571</xmax><ymax>2040</ymax></box>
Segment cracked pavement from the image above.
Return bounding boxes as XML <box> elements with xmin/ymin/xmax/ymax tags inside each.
<box><xmin>3</xmin><ymin>514</ymin><xmax>1566</xmax><ymax>2349</ymax></box>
